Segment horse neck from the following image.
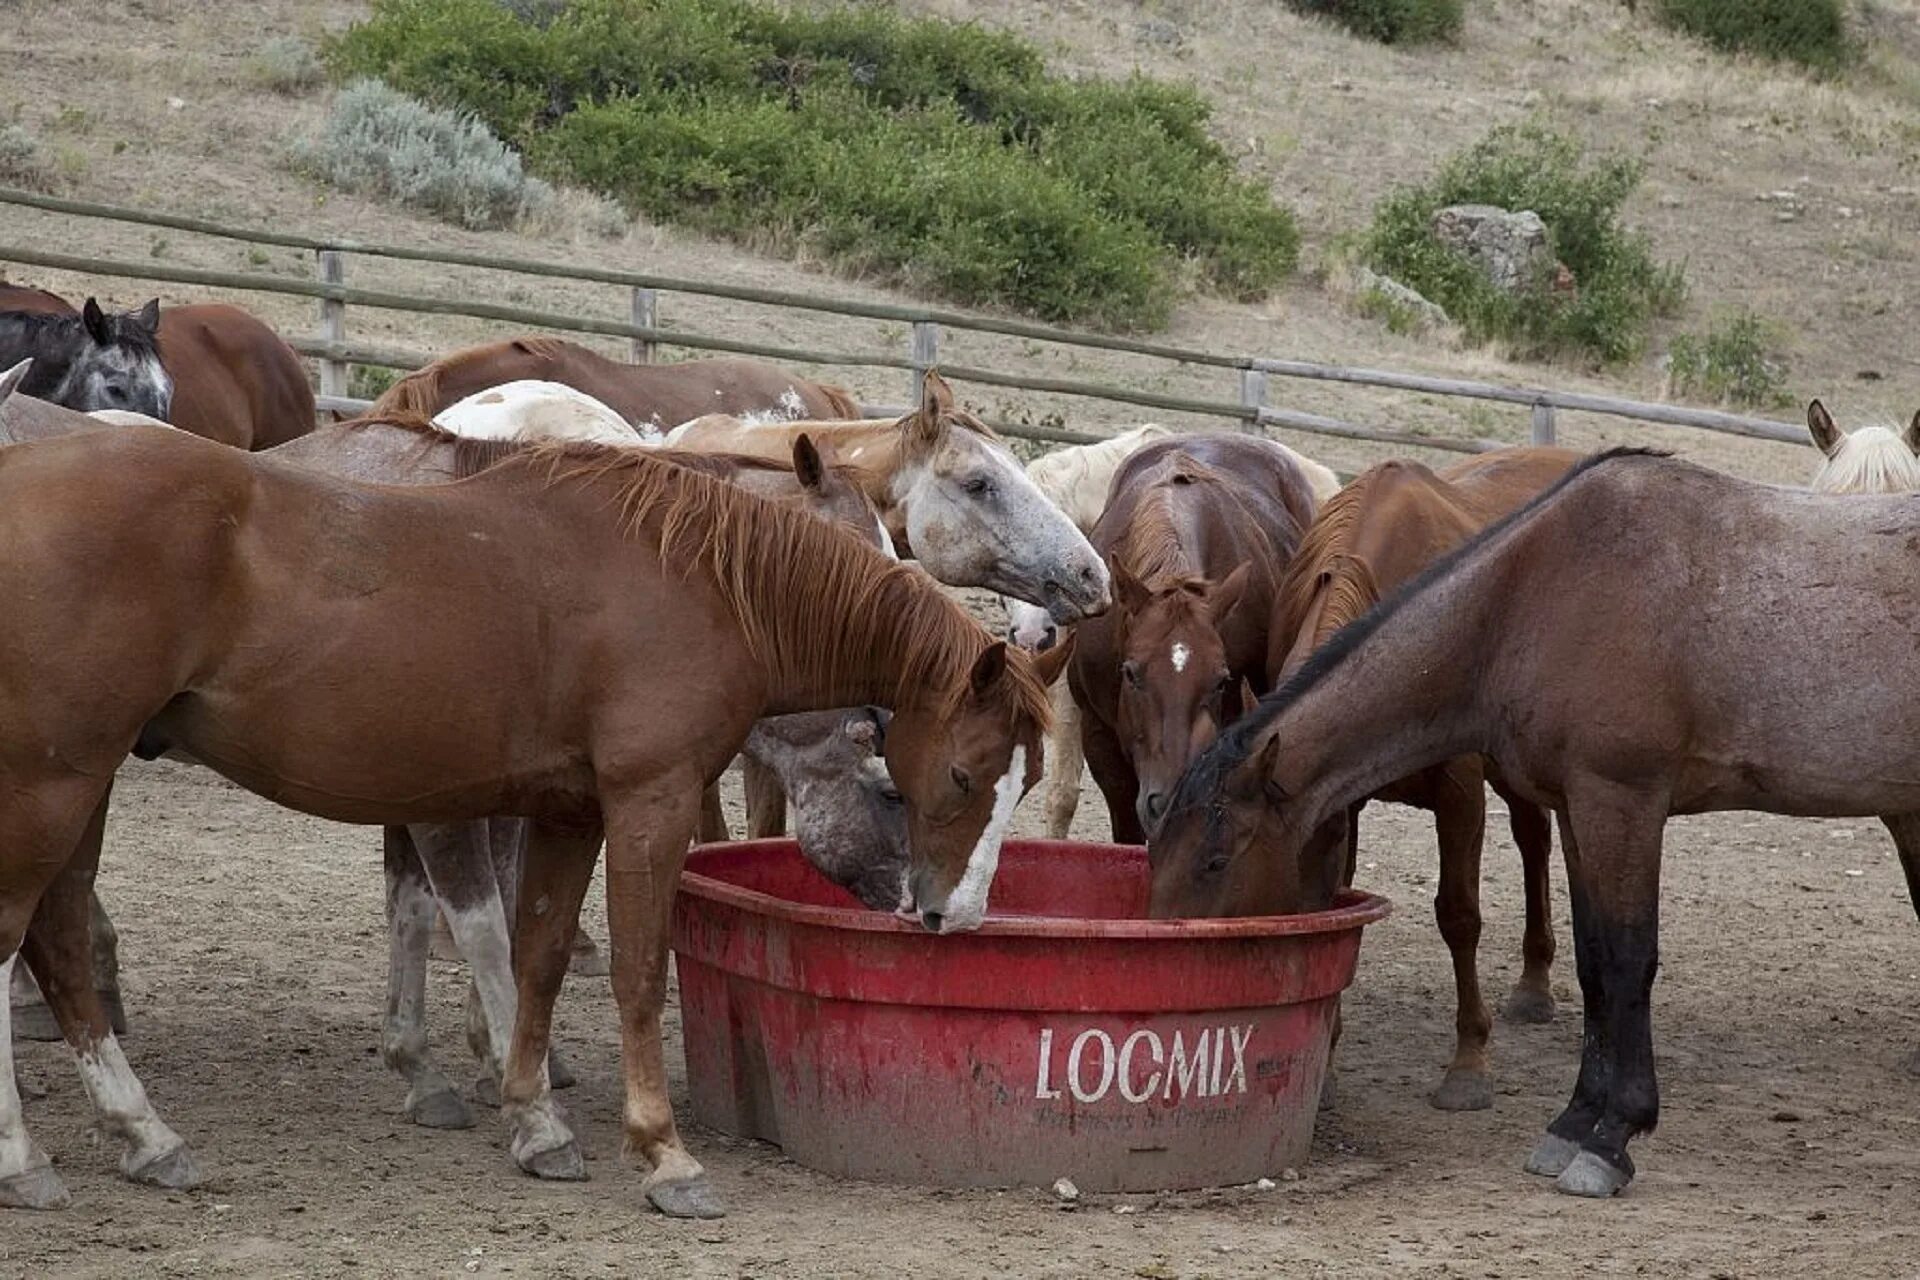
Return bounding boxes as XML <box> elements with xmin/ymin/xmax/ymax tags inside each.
<box><xmin>1118</xmin><ymin>484</ymin><xmax>1214</xmax><ymax>586</ymax></box>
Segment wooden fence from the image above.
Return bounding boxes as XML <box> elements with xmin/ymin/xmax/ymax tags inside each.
<box><xmin>0</xmin><ymin>187</ymin><xmax>1807</xmax><ymax>455</ymax></box>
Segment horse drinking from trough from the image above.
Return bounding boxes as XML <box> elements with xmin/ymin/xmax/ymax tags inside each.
<box><xmin>1150</xmin><ymin>448</ymin><xmax>1920</xmax><ymax>1198</ymax></box>
<box><xmin>1066</xmin><ymin>434</ymin><xmax>1320</xmax><ymax>843</ymax></box>
<box><xmin>1264</xmin><ymin>448</ymin><xmax>1578</xmax><ymax>1112</ymax></box>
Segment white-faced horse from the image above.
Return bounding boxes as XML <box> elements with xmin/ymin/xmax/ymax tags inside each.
<box><xmin>1807</xmin><ymin>399</ymin><xmax>1920</xmax><ymax>494</ymax></box>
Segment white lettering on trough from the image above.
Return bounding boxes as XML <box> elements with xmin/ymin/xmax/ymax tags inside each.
<box><xmin>1033</xmin><ymin>1024</ymin><xmax>1252</xmax><ymax>1105</ymax></box>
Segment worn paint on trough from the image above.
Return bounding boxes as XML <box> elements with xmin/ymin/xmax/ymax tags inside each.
<box><xmin>671</xmin><ymin>839</ymin><xmax>1389</xmax><ymax>1192</ymax></box>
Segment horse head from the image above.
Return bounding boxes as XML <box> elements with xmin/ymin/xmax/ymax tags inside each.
<box><xmin>1808</xmin><ymin>398</ymin><xmax>1920</xmax><ymax>494</ymax></box>
<box><xmin>67</xmin><ymin>298</ymin><xmax>172</xmax><ymax>420</ymax></box>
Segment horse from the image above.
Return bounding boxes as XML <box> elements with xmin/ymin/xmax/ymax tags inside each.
<box><xmin>1264</xmin><ymin>448</ymin><xmax>1580</xmax><ymax>1113</ymax></box>
<box><xmin>1005</xmin><ymin>426</ymin><xmax>1338</xmax><ymax>839</ymax></box>
<box><xmin>0</xmin><ymin>289</ymin><xmax>312</xmax><ymax>448</ymax></box>
<box><xmin>1067</xmin><ymin>435</ymin><xmax>1320</xmax><ymax>844</ymax></box>
<box><xmin>0</xmin><ymin>423</ymin><xmax>1063</xmax><ymax>1216</ymax></box>
<box><xmin>0</xmin><ymin>297</ymin><xmax>171</xmax><ymax>419</ymax></box>
<box><xmin>1806</xmin><ymin>398</ymin><xmax>1920</xmax><ymax>494</ymax></box>
<box><xmin>1150</xmin><ymin>448</ymin><xmax>1920</xmax><ymax>1199</ymax></box>
<box><xmin>372</xmin><ymin>336</ymin><xmax>861</xmax><ymax>431</ymax></box>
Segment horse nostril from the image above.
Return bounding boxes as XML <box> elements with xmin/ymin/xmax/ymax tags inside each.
<box><xmin>1145</xmin><ymin>792</ymin><xmax>1167</xmax><ymax>820</ymax></box>
<box><xmin>921</xmin><ymin>911</ymin><xmax>944</xmax><ymax>934</ymax></box>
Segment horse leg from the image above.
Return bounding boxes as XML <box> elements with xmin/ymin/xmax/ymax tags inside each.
<box><xmin>89</xmin><ymin>891</ymin><xmax>126</xmax><ymax>1036</ymax></box>
<box><xmin>11</xmin><ymin>895</ymin><xmax>124</xmax><ymax>1046</ymax></box>
<box><xmin>380</xmin><ymin>826</ymin><xmax>472</xmax><ymax>1130</ymax></box>
<box><xmin>500</xmin><ymin>817</ymin><xmax>602</xmax><ymax>1182</ymax></box>
<box><xmin>0</xmin><ymin>954</ymin><xmax>65</xmax><ymax>1209</ymax></box>
<box><xmin>1044</xmin><ymin>680</ymin><xmax>1083</xmax><ymax>840</ymax></box>
<box><xmin>21</xmin><ymin>793</ymin><xmax>199</xmax><ymax>1193</ymax></box>
<box><xmin>599</xmin><ymin>778</ymin><xmax>721</xmax><ymax>1218</ymax></box>
<box><xmin>742</xmin><ymin>756</ymin><xmax>788</xmax><ymax>840</ymax></box>
<box><xmin>1525</xmin><ymin>809</ymin><xmax>1611</xmax><ymax>1179</ymax></box>
<box><xmin>1877</xmin><ymin>813</ymin><xmax>1920</xmax><ymax>1076</ymax></box>
<box><xmin>479</xmin><ymin>817</ymin><xmax>581</xmax><ymax>1085</ymax></box>
<box><xmin>1320</xmin><ymin>804</ymin><xmax>1363</xmax><ymax>1114</ymax></box>
<box><xmin>1427</xmin><ymin>763</ymin><xmax>1495</xmax><ymax>1113</ymax></box>
<box><xmin>1080</xmin><ymin>715</ymin><xmax>1144</xmax><ymax>846</ymax></box>
<box><xmin>1497</xmin><ymin>781</ymin><xmax>1558</xmax><ymax>1024</ymax></box>
<box><xmin>1539</xmin><ymin>784</ymin><xmax>1665</xmax><ymax>1198</ymax></box>
<box><xmin>696</xmin><ymin>783</ymin><xmax>731</xmax><ymax>844</ymax></box>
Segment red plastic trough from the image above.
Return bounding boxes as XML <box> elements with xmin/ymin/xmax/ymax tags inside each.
<box><xmin>672</xmin><ymin>838</ymin><xmax>1390</xmax><ymax>1192</ymax></box>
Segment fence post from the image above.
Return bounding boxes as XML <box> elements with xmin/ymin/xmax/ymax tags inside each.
<box><xmin>629</xmin><ymin>286</ymin><xmax>657</xmax><ymax>364</ymax></box>
<box><xmin>909</xmin><ymin>320</ymin><xmax>939</xmax><ymax>398</ymax></box>
<box><xmin>1530</xmin><ymin>401</ymin><xmax>1557</xmax><ymax>445</ymax></box>
<box><xmin>316</xmin><ymin>249</ymin><xmax>347</xmax><ymax>402</ymax></box>
<box><xmin>1239</xmin><ymin>367</ymin><xmax>1268</xmax><ymax>432</ymax></box>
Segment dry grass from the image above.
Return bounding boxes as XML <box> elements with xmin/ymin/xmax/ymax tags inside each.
<box><xmin>1</xmin><ymin>0</ymin><xmax>1916</xmax><ymax>488</ymax></box>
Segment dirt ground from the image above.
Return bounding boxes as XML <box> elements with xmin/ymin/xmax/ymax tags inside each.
<box><xmin>4</xmin><ymin>744</ymin><xmax>1919</xmax><ymax>1279</ymax></box>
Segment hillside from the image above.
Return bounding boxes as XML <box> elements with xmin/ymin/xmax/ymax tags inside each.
<box><xmin>3</xmin><ymin>0</ymin><xmax>1918</xmax><ymax>484</ymax></box>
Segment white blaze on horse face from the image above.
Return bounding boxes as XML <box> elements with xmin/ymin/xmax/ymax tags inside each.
<box><xmin>936</xmin><ymin>744</ymin><xmax>1026</xmax><ymax>933</ymax></box>
<box><xmin>1171</xmin><ymin>642</ymin><xmax>1191</xmax><ymax>673</ymax></box>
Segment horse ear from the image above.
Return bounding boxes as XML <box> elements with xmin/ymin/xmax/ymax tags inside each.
<box><xmin>1226</xmin><ymin>732</ymin><xmax>1285</xmax><ymax>803</ymax></box>
<box><xmin>1234</xmin><ymin>675</ymin><xmax>1260</xmax><ymax>722</ymax></box>
<box><xmin>968</xmin><ymin>641</ymin><xmax>1009</xmax><ymax>701</ymax></box>
<box><xmin>1905</xmin><ymin>410</ymin><xmax>1920</xmax><ymax>455</ymax></box>
<box><xmin>135</xmin><ymin>298</ymin><xmax>161</xmax><ymax>334</ymax></box>
<box><xmin>1111</xmin><ymin>559</ymin><xmax>1151</xmax><ymax>614</ymax></box>
<box><xmin>1030</xmin><ymin>631</ymin><xmax>1076</xmax><ymax>687</ymax></box>
<box><xmin>0</xmin><ymin>358</ymin><xmax>31</xmax><ymax>406</ymax></box>
<box><xmin>791</xmin><ymin>433</ymin><xmax>825</xmax><ymax>491</ymax></box>
<box><xmin>908</xmin><ymin>370</ymin><xmax>953</xmax><ymax>452</ymax></box>
<box><xmin>81</xmin><ymin>297</ymin><xmax>111</xmax><ymax>346</ymax></box>
<box><xmin>1208</xmin><ymin>563</ymin><xmax>1253</xmax><ymax>624</ymax></box>
<box><xmin>1808</xmin><ymin>400</ymin><xmax>1844</xmax><ymax>457</ymax></box>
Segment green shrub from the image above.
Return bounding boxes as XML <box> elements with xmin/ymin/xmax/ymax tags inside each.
<box><xmin>1286</xmin><ymin>0</ymin><xmax>1463</xmax><ymax>45</ymax></box>
<box><xmin>329</xmin><ymin>0</ymin><xmax>1297</xmax><ymax>330</ymax></box>
<box><xmin>1651</xmin><ymin>0</ymin><xmax>1852</xmax><ymax>73</ymax></box>
<box><xmin>1666</xmin><ymin>310</ymin><xmax>1791</xmax><ymax>408</ymax></box>
<box><xmin>0</xmin><ymin>123</ymin><xmax>55</xmax><ymax>193</ymax></box>
<box><xmin>1361</xmin><ymin>122</ymin><xmax>1685</xmax><ymax>363</ymax></box>
<box><xmin>290</xmin><ymin>79</ymin><xmax>553</xmax><ymax>229</ymax></box>
<box><xmin>349</xmin><ymin>363</ymin><xmax>403</xmax><ymax>401</ymax></box>
<box><xmin>250</xmin><ymin>35</ymin><xmax>326</xmax><ymax>94</ymax></box>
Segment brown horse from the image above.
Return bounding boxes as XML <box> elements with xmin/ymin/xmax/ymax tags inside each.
<box><xmin>1265</xmin><ymin>448</ymin><xmax>1579</xmax><ymax>1112</ymax></box>
<box><xmin>1067</xmin><ymin>434</ymin><xmax>1319</xmax><ymax>843</ymax></box>
<box><xmin>372</xmin><ymin>336</ymin><xmax>860</xmax><ymax>431</ymax></box>
<box><xmin>1150</xmin><ymin>448</ymin><xmax>1920</xmax><ymax>1199</ymax></box>
<box><xmin>0</xmin><ymin>425</ymin><xmax>1058</xmax><ymax>1216</ymax></box>
<box><xmin>0</xmin><ymin>287</ymin><xmax>314</xmax><ymax>448</ymax></box>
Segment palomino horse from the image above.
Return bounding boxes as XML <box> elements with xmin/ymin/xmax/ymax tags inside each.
<box><xmin>1806</xmin><ymin>398</ymin><xmax>1920</xmax><ymax>493</ymax></box>
<box><xmin>0</xmin><ymin>296</ymin><xmax>171</xmax><ymax>419</ymax></box>
<box><xmin>0</xmin><ymin>424</ymin><xmax>1056</xmax><ymax>1217</ymax></box>
<box><xmin>1067</xmin><ymin>434</ymin><xmax>1319</xmax><ymax>843</ymax></box>
<box><xmin>0</xmin><ymin>288</ymin><xmax>313</xmax><ymax>448</ymax></box>
<box><xmin>1265</xmin><ymin>448</ymin><xmax>1579</xmax><ymax>1112</ymax></box>
<box><xmin>1151</xmin><ymin>448</ymin><xmax>1920</xmax><ymax>1199</ymax></box>
<box><xmin>372</xmin><ymin>336</ymin><xmax>861</xmax><ymax>430</ymax></box>
<box><xmin>1006</xmin><ymin>426</ymin><xmax>1338</xmax><ymax>838</ymax></box>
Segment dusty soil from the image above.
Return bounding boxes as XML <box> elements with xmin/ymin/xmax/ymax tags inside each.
<box><xmin>4</xmin><ymin>750</ymin><xmax>1919</xmax><ymax>1279</ymax></box>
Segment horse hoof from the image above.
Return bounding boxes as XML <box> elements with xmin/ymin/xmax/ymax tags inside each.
<box><xmin>406</xmin><ymin>1087</ymin><xmax>475</xmax><ymax>1131</ymax></box>
<box><xmin>1523</xmin><ymin>1132</ymin><xmax>1582</xmax><ymax>1178</ymax></box>
<box><xmin>548</xmin><ymin>1050</ymin><xmax>578</xmax><ymax>1092</ymax></box>
<box><xmin>9</xmin><ymin>1000</ymin><xmax>62</xmax><ymax>1043</ymax></box>
<box><xmin>1555</xmin><ymin>1150</ymin><xmax>1632</xmax><ymax>1198</ymax></box>
<box><xmin>1501</xmin><ymin>986</ymin><xmax>1556</xmax><ymax>1025</ymax></box>
<box><xmin>567</xmin><ymin>941</ymin><xmax>610</xmax><ymax>979</ymax></box>
<box><xmin>1428</xmin><ymin>1069</ymin><xmax>1493</xmax><ymax>1113</ymax></box>
<box><xmin>0</xmin><ymin>1163</ymin><xmax>70</xmax><ymax>1210</ymax></box>
<box><xmin>518</xmin><ymin>1140</ymin><xmax>587</xmax><ymax>1182</ymax></box>
<box><xmin>645</xmin><ymin>1173</ymin><xmax>726</xmax><ymax>1219</ymax></box>
<box><xmin>128</xmin><ymin>1144</ymin><xmax>203</xmax><ymax>1191</ymax></box>
<box><xmin>472</xmin><ymin>1075</ymin><xmax>501</xmax><ymax>1109</ymax></box>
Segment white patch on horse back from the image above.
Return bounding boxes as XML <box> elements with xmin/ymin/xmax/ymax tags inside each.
<box><xmin>940</xmin><ymin>744</ymin><xmax>1026</xmax><ymax>933</ymax></box>
<box><xmin>777</xmin><ymin>387</ymin><xmax>806</xmax><ymax>419</ymax></box>
<box><xmin>88</xmin><ymin>409</ymin><xmax>175</xmax><ymax>429</ymax></box>
<box><xmin>437</xmin><ymin>381</ymin><xmax>636</xmax><ymax>446</ymax></box>
<box><xmin>1171</xmin><ymin>643</ymin><xmax>1191</xmax><ymax>673</ymax></box>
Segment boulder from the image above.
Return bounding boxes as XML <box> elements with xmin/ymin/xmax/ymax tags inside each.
<box><xmin>1353</xmin><ymin>265</ymin><xmax>1450</xmax><ymax>333</ymax></box>
<box><xmin>1431</xmin><ymin>204</ymin><xmax>1553</xmax><ymax>295</ymax></box>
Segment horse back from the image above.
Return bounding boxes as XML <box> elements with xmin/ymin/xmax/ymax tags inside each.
<box><xmin>159</xmin><ymin>304</ymin><xmax>316</xmax><ymax>451</ymax></box>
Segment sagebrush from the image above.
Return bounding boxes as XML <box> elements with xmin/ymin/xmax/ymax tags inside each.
<box><xmin>251</xmin><ymin>35</ymin><xmax>326</xmax><ymax>94</ymax></box>
<box><xmin>0</xmin><ymin>124</ymin><xmax>55</xmax><ymax>193</ymax></box>
<box><xmin>1651</xmin><ymin>0</ymin><xmax>1852</xmax><ymax>73</ymax></box>
<box><xmin>1666</xmin><ymin>311</ymin><xmax>1791</xmax><ymax>408</ymax></box>
<box><xmin>1362</xmin><ymin>122</ymin><xmax>1685</xmax><ymax>363</ymax></box>
<box><xmin>1286</xmin><ymin>0</ymin><xmax>1463</xmax><ymax>44</ymax></box>
<box><xmin>289</xmin><ymin>79</ymin><xmax>552</xmax><ymax>230</ymax></box>
<box><xmin>328</xmin><ymin>0</ymin><xmax>1299</xmax><ymax>330</ymax></box>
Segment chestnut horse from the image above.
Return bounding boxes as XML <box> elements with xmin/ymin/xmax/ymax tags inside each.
<box><xmin>372</xmin><ymin>336</ymin><xmax>860</xmax><ymax>431</ymax></box>
<box><xmin>1265</xmin><ymin>448</ymin><xmax>1579</xmax><ymax>1113</ymax></box>
<box><xmin>0</xmin><ymin>425</ymin><xmax>1055</xmax><ymax>1216</ymax></box>
<box><xmin>1806</xmin><ymin>398</ymin><xmax>1920</xmax><ymax>494</ymax></box>
<box><xmin>0</xmin><ymin>287</ymin><xmax>313</xmax><ymax>447</ymax></box>
<box><xmin>1151</xmin><ymin>448</ymin><xmax>1920</xmax><ymax>1199</ymax></box>
<box><xmin>1068</xmin><ymin>434</ymin><xmax>1320</xmax><ymax>843</ymax></box>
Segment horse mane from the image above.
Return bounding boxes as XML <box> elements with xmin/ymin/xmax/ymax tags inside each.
<box><xmin>1271</xmin><ymin>466</ymin><xmax>1401</xmax><ymax>655</ymax></box>
<box><xmin>372</xmin><ymin>337</ymin><xmax>585</xmax><ymax>418</ymax></box>
<box><xmin>450</xmin><ymin>437</ymin><xmax>1052</xmax><ymax>727</ymax></box>
<box><xmin>1166</xmin><ymin>447</ymin><xmax>1664</xmax><ymax>819</ymax></box>
<box><xmin>1114</xmin><ymin>460</ymin><xmax>1225</xmax><ymax>586</ymax></box>
<box><xmin>1811</xmin><ymin>425</ymin><xmax>1920</xmax><ymax>494</ymax></box>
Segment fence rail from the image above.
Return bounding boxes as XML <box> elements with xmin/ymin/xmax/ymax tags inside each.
<box><xmin>0</xmin><ymin>186</ymin><xmax>1805</xmax><ymax>458</ymax></box>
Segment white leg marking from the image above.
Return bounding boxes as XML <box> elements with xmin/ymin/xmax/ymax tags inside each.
<box><xmin>73</xmin><ymin>1033</ymin><xmax>187</xmax><ymax>1174</ymax></box>
<box><xmin>0</xmin><ymin>957</ymin><xmax>51</xmax><ymax>1183</ymax></box>
<box><xmin>939</xmin><ymin>745</ymin><xmax>1026</xmax><ymax>932</ymax></box>
<box><xmin>439</xmin><ymin>901</ymin><xmax>519</xmax><ymax>1082</ymax></box>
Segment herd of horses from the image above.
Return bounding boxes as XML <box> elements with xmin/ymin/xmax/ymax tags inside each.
<box><xmin>0</xmin><ymin>288</ymin><xmax>1915</xmax><ymax>1217</ymax></box>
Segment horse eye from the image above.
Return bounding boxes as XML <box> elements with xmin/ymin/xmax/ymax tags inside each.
<box><xmin>962</xmin><ymin>474</ymin><xmax>994</xmax><ymax>497</ymax></box>
<box><xmin>878</xmin><ymin>784</ymin><xmax>904</xmax><ymax>807</ymax></box>
<box><xmin>1203</xmin><ymin>853</ymin><xmax>1230</xmax><ymax>876</ymax></box>
<box><xmin>949</xmin><ymin>765</ymin><xmax>972</xmax><ymax>793</ymax></box>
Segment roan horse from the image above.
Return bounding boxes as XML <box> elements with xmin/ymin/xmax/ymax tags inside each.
<box><xmin>1150</xmin><ymin>448</ymin><xmax>1920</xmax><ymax>1199</ymax></box>
<box><xmin>1806</xmin><ymin>398</ymin><xmax>1920</xmax><ymax>494</ymax></box>
<box><xmin>1264</xmin><ymin>448</ymin><xmax>1579</xmax><ymax>1112</ymax></box>
<box><xmin>372</xmin><ymin>336</ymin><xmax>861</xmax><ymax>430</ymax></box>
<box><xmin>1068</xmin><ymin>434</ymin><xmax>1320</xmax><ymax>843</ymax></box>
<box><xmin>0</xmin><ymin>295</ymin><xmax>171</xmax><ymax>419</ymax></box>
<box><xmin>0</xmin><ymin>424</ymin><xmax>1057</xmax><ymax>1217</ymax></box>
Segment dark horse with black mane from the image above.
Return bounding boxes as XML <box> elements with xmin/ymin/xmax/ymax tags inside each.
<box><xmin>1151</xmin><ymin>448</ymin><xmax>1920</xmax><ymax>1199</ymax></box>
<box><xmin>0</xmin><ymin>295</ymin><xmax>171</xmax><ymax>420</ymax></box>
